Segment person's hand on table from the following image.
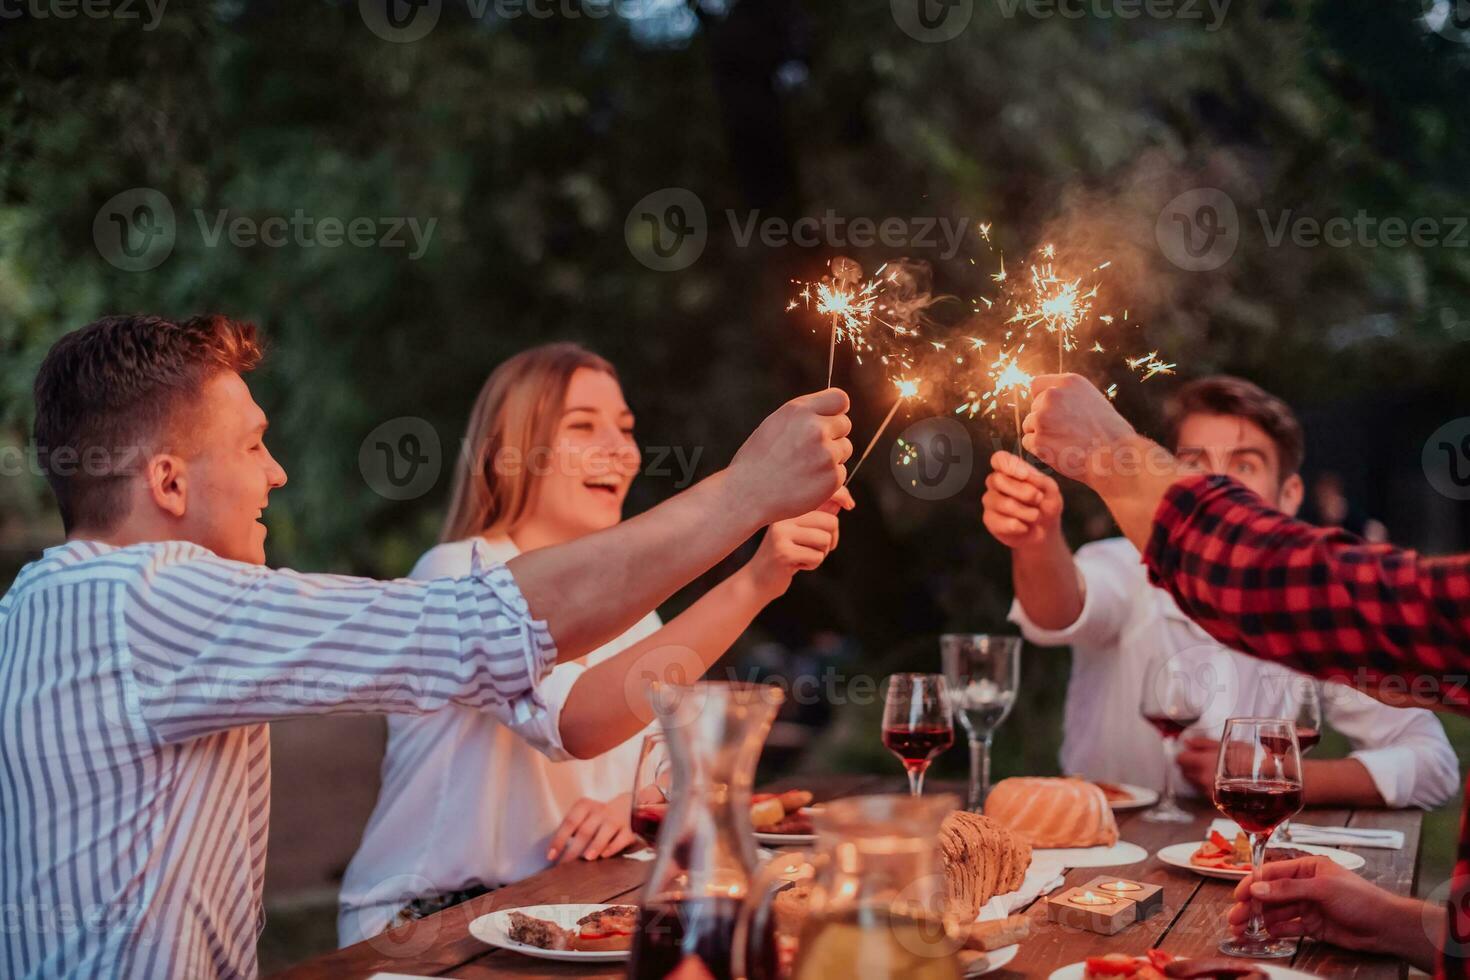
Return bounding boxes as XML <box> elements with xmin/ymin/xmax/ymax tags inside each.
<box><xmin>1229</xmin><ymin>856</ymin><xmax>1437</xmax><ymax>970</ymax></box>
<box><xmin>1176</xmin><ymin>737</ymin><xmax>1220</xmax><ymax>799</ymax></box>
<box><xmin>745</xmin><ymin>489</ymin><xmax>854</xmax><ymax>601</ymax></box>
<box><xmin>547</xmin><ymin>793</ymin><xmax>640</xmax><ymax>863</ymax></box>
<box><xmin>982</xmin><ymin>450</ymin><xmax>1064</xmax><ymax>550</ymax></box>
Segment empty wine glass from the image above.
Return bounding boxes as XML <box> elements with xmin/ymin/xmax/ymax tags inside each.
<box><xmin>1214</xmin><ymin>718</ymin><xmax>1303</xmax><ymax>958</ymax></box>
<box><xmin>940</xmin><ymin>634</ymin><xmax>1021</xmax><ymax>810</ymax></box>
<box><xmin>881</xmin><ymin>674</ymin><xmax>955</xmax><ymax>797</ymax></box>
<box><xmin>628</xmin><ymin>732</ymin><xmax>671</xmax><ymax>848</ymax></box>
<box><xmin>1140</xmin><ymin>647</ymin><xmax>1214</xmax><ymax>823</ymax></box>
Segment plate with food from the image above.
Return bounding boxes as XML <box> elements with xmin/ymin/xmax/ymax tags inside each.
<box><xmin>1092</xmin><ymin>781</ymin><xmax>1160</xmax><ymax>812</ymax></box>
<box><xmin>468</xmin><ymin>903</ymin><xmax>637</xmax><ymax>961</ymax></box>
<box><xmin>985</xmin><ymin>778</ymin><xmax>1146</xmax><ymax>867</ymax></box>
<box><xmin>752</xmin><ymin>789</ymin><xmax>822</xmax><ymax>845</ymax></box>
<box><xmin>1158</xmin><ymin>829</ymin><xmax>1366</xmax><ymax>880</ymax></box>
<box><xmin>1050</xmin><ymin>948</ymin><xmax>1319</xmax><ymax>979</ymax></box>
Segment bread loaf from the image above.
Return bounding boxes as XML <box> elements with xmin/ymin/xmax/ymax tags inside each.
<box><xmin>938</xmin><ymin>810</ymin><xmax>1032</xmax><ymax>920</ymax></box>
<box><xmin>983</xmin><ymin>777</ymin><xmax>1119</xmax><ymax>848</ymax></box>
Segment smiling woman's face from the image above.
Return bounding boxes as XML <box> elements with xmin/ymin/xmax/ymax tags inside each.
<box><xmin>521</xmin><ymin>367</ymin><xmax>640</xmax><ymax>540</ymax></box>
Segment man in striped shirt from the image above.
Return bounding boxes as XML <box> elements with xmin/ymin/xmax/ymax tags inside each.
<box><xmin>1022</xmin><ymin>372</ymin><xmax>1467</xmax><ymax>975</ymax></box>
<box><xmin>0</xmin><ymin>314</ymin><xmax>853</xmax><ymax>979</ymax></box>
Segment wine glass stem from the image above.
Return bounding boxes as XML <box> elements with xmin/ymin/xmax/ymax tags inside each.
<box><xmin>980</xmin><ymin>734</ymin><xmax>994</xmax><ymax>807</ymax></box>
<box><xmin>1247</xmin><ymin>833</ymin><xmax>1270</xmax><ymax>940</ymax></box>
<box><xmin>1160</xmin><ymin>738</ymin><xmax>1178</xmax><ymax>810</ymax></box>
<box><xmin>908</xmin><ymin>765</ymin><xmax>927</xmax><ymax>797</ymax></box>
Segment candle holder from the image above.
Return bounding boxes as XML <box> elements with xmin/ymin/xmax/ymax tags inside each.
<box><xmin>1044</xmin><ymin>877</ymin><xmax>1164</xmax><ymax>936</ymax></box>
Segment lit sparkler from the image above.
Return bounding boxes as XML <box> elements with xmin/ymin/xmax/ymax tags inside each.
<box><xmin>845</xmin><ymin>378</ymin><xmax>920</xmax><ymax>486</ymax></box>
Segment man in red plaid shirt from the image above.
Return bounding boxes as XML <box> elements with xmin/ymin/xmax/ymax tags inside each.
<box><xmin>1020</xmin><ymin>373</ymin><xmax>1469</xmax><ymax>976</ymax></box>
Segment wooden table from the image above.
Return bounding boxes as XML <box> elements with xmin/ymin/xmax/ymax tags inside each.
<box><xmin>275</xmin><ymin>774</ymin><xmax>1421</xmax><ymax>979</ymax></box>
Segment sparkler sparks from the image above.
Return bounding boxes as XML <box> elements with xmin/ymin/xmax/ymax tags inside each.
<box><xmin>845</xmin><ymin>378</ymin><xmax>920</xmax><ymax>486</ymax></box>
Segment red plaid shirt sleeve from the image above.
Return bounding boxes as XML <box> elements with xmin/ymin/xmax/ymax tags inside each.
<box><xmin>1145</xmin><ymin>474</ymin><xmax>1470</xmax><ymax>977</ymax></box>
<box><xmin>1144</xmin><ymin>474</ymin><xmax>1470</xmax><ymax>713</ymax></box>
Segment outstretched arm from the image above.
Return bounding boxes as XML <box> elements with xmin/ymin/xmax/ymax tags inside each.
<box><xmin>1023</xmin><ymin>374</ymin><xmax>1470</xmax><ymax>714</ymax></box>
<box><xmin>508</xmin><ymin>389</ymin><xmax>851</xmax><ymax>662</ymax></box>
<box><xmin>559</xmin><ymin>493</ymin><xmax>852</xmax><ymax>758</ymax></box>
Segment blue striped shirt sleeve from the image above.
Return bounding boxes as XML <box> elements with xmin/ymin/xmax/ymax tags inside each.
<box><xmin>117</xmin><ymin>548</ymin><xmax>558</xmax><ymax>744</ymax></box>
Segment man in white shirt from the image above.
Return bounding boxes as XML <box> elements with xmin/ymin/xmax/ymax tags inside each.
<box><xmin>0</xmin><ymin>314</ymin><xmax>852</xmax><ymax>980</ymax></box>
<box><xmin>981</xmin><ymin>374</ymin><xmax>1457</xmax><ymax>809</ymax></box>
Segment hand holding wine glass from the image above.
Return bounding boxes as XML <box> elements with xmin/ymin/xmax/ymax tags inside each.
<box><xmin>1214</xmin><ymin>718</ymin><xmax>1304</xmax><ymax>959</ymax></box>
<box><xmin>882</xmin><ymin>674</ymin><xmax>955</xmax><ymax>797</ymax></box>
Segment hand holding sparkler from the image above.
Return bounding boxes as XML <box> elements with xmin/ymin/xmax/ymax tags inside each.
<box><xmin>728</xmin><ymin>388</ymin><xmax>854</xmax><ymax>524</ymax></box>
<box><xmin>981</xmin><ymin>451</ymin><xmax>1064</xmax><ymax>551</ymax></box>
<box><xmin>1020</xmin><ymin>374</ymin><xmax>1142</xmax><ymax>483</ymax></box>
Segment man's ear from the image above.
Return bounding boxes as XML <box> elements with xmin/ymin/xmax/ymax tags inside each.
<box><xmin>145</xmin><ymin>453</ymin><xmax>189</xmax><ymax>519</ymax></box>
<box><xmin>1277</xmin><ymin>472</ymin><xmax>1305</xmax><ymax>518</ymax></box>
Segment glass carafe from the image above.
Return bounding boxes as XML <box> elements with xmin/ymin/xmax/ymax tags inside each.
<box><xmin>745</xmin><ymin>793</ymin><xmax>965</xmax><ymax>980</ymax></box>
<box><xmin>629</xmin><ymin>681</ymin><xmax>784</xmax><ymax>980</ymax></box>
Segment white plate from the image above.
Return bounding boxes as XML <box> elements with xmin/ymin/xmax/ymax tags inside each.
<box><xmin>964</xmin><ymin>942</ymin><xmax>1020</xmax><ymax>976</ymax></box>
<box><xmin>1032</xmin><ymin>840</ymin><xmax>1149</xmax><ymax>868</ymax></box>
<box><xmin>754</xmin><ymin>807</ymin><xmax>821</xmax><ymax>846</ymax></box>
<box><xmin>1101</xmin><ymin>783</ymin><xmax>1159</xmax><ymax>811</ymax></box>
<box><xmin>1156</xmin><ymin>841</ymin><xmax>1367</xmax><ymax>880</ymax></box>
<box><xmin>468</xmin><ymin>903</ymin><xmax>633</xmax><ymax>962</ymax></box>
<box><xmin>1050</xmin><ymin>961</ymin><xmax>1319</xmax><ymax>979</ymax></box>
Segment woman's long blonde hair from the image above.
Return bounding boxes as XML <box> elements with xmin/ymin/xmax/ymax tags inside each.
<box><xmin>441</xmin><ymin>342</ymin><xmax>617</xmax><ymax>543</ymax></box>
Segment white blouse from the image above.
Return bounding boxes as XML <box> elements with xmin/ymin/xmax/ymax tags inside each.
<box><xmin>337</xmin><ymin>536</ymin><xmax>661</xmax><ymax>946</ymax></box>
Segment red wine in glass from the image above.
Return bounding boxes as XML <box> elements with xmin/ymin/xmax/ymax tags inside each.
<box><xmin>628</xmin><ymin>896</ymin><xmax>777</xmax><ymax>980</ymax></box>
<box><xmin>1214</xmin><ymin>778</ymin><xmax>1303</xmax><ymax>835</ymax></box>
<box><xmin>1295</xmin><ymin>727</ymin><xmax>1321</xmax><ymax>753</ymax></box>
<box><xmin>631</xmin><ymin>803</ymin><xmax>668</xmax><ymax>846</ymax></box>
<box><xmin>1143</xmin><ymin>713</ymin><xmax>1201</xmax><ymax>741</ymax></box>
<box><xmin>882</xmin><ymin>724</ymin><xmax>955</xmax><ymax>770</ymax></box>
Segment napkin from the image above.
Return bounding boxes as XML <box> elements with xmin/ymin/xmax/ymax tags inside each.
<box><xmin>976</xmin><ymin>853</ymin><xmax>1067</xmax><ymax>922</ymax></box>
<box><xmin>1209</xmin><ymin>818</ymin><xmax>1402</xmax><ymax>850</ymax></box>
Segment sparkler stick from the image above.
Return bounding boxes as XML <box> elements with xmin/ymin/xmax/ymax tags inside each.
<box><xmin>844</xmin><ymin>379</ymin><xmax>919</xmax><ymax>486</ymax></box>
<box><xmin>827</xmin><ymin>256</ymin><xmax>864</xmax><ymax>388</ymax></box>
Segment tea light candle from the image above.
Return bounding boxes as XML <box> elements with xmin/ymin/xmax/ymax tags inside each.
<box><xmin>1100</xmin><ymin>880</ymin><xmax>1142</xmax><ymax>894</ymax></box>
<box><xmin>1070</xmin><ymin>891</ymin><xmax>1117</xmax><ymax>908</ymax></box>
<box><xmin>1082</xmin><ymin>876</ymin><xmax>1164</xmax><ymax>922</ymax></box>
<box><xmin>1046</xmin><ymin>886</ymin><xmax>1134</xmax><ymax>935</ymax></box>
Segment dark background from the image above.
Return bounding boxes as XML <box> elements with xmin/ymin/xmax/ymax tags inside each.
<box><xmin>2</xmin><ymin>0</ymin><xmax>1469</xmax><ymax>969</ymax></box>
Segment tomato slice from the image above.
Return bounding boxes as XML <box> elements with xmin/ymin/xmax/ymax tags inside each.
<box><xmin>1146</xmin><ymin>948</ymin><xmax>1175</xmax><ymax>970</ymax></box>
<box><xmin>1208</xmin><ymin>829</ymin><xmax>1232</xmax><ymax>850</ymax></box>
<box><xmin>1085</xmin><ymin>954</ymin><xmax>1141</xmax><ymax>976</ymax></box>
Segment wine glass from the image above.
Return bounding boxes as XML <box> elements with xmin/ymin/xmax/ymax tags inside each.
<box><xmin>882</xmin><ymin>673</ymin><xmax>955</xmax><ymax>797</ymax></box>
<box><xmin>1267</xmin><ymin>674</ymin><xmax>1321</xmax><ymax>842</ymax></box>
<box><xmin>628</xmin><ymin>732</ymin><xmax>671</xmax><ymax>848</ymax></box>
<box><xmin>1214</xmin><ymin>718</ymin><xmax>1304</xmax><ymax>958</ymax></box>
<box><xmin>940</xmin><ymin>634</ymin><xmax>1021</xmax><ymax>810</ymax></box>
<box><xmin>1139</xmin><ymin>647</ymin><xmax>1213</xmax><ymax>823</ymax></box>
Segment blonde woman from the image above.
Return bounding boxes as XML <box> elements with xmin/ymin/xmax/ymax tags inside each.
<box><xmin>338</xmin><ymin>343</ymin><xmax>851</xmax><ymax>944</ymax></box>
